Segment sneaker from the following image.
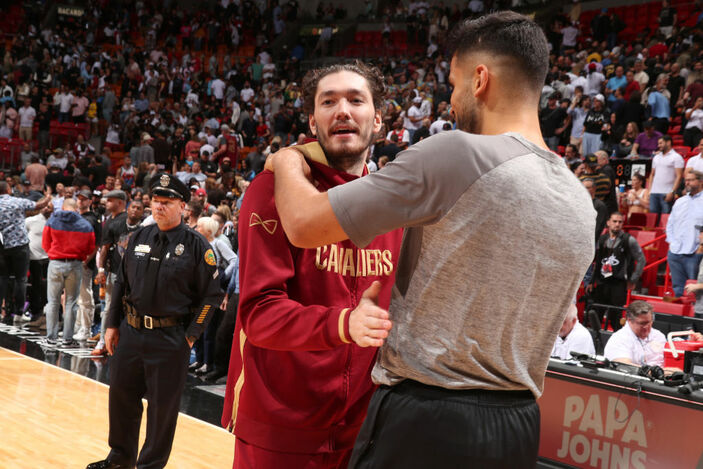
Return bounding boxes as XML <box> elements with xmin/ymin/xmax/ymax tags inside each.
<box><xmin>188</xmin><ymin>361</ymin><xmax>202</xmax><ymax>372</ymax></box>
<box><xmin>195</xmin><ymin>363</ymin><xmax>211</xmax><ymax>375</ymax></box>
<box><xmin>88</xmin><ymin>332</ymin><xmax>101</xmax><ymax>343</ymax></box>
<box><xmin>27</xmin><ymin>315</ymin><xmax>46</xmax><ymax>328</ymax></box>
<box><xmin>60</xmin><ymin>339</ymin><xmax>80</xmax><ymax>348</ymax></box>
<box><xmin>73</xmin><ymin>328</ymin><xmax>89</xmax><ymax>341</ymax></box>
<box><xmin>40</xmin><ymin>338</ymin><xmax>58</xmax><ymax>346</ymax></box>
<box><xmin>19</xmin><ymin>311</ymin><xmax>33</xmax><ymax>322</ymax></box>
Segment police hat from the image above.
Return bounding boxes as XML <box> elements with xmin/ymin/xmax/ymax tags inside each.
<box><xmin>150</xmin><ymin>173</ymin><xmax>190</xmax><ymax>202</ymax></box>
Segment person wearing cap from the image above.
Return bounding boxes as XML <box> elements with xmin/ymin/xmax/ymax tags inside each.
<box><xmin>581</xmin><ymin>93</ymin><xmax>609</xmax><ymax>156</ymax></box>
<box><xmin>130</xmin><ymin>132</ymin><xmax>155</xmax><ymax>167</ymax></box>
<box><xmin>92</xmin><ymin>189</ymin><xmax>130</xmax><ymax>355</ymax></box>
<box><xmin>579</xmin><ymin>153</ymin><xmax>613</xmax><ymax>207</ymax></box>
<box><xmin>404</xmin><ymin>95</ymin><xmax>424</xmax><ymax>142</ymax></box>
<box><xmin>539</xmin><ymin>92</ymin><xmax>569</xmax><ymax>152</ymax></box>
<box><xmin>87</xmin><ymin>173</ymin><xmax>222</xmax><ymax>469</ymax></box>
<box><xmin>41</xmin><ymin>198</ymin><xmax>95</xmax><ymax>346</ymax></box>
<box><xmin>73</xmin><ymin>189</ymin><xmax>102</xmax><ymax>341</ymax></box>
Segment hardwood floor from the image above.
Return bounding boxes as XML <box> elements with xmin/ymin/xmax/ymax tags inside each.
<box><xmin>0</xmin><ymin>347</ymin><xmax>235</xmax><ymax>468</ymax></box>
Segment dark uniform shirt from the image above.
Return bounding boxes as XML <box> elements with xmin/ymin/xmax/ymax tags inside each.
<box><xmin>106</xmin><ymin>222</ymin><xmax>222</xmax><ymax>339</ymax></box>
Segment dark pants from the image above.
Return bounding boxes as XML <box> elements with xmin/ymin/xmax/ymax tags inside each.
<box><xmin>195</xmin><ymin>308</ymin><xmax>221</xmax><ymax>367</ymax></box>
<box><xmin>0</xmin><ymin>244</ymin><xmax>30</xmax><ymax>317</ymax></box>
<box><xmin>592</xmin><ymin>278</ymin><xmax>628</xmax><ymax>331</ymax></box>
<box><xmin>107</xmin><ymin>320</ymin><xmax>190</xmax><ymax>468</ymax></box>
<box><xmin>213</xmin><ymin>293</ymin><xmax>238</xmax><ymax>373</ymax></box>
<box><xmin>28</xmin><ymin>258</ymin><xmax>49</xmax><ymax>318</ymax></box>
<box><xmin>349</xmin><ymin>380</ymin><xmax>540</xmax><ymax>469</ymax></box>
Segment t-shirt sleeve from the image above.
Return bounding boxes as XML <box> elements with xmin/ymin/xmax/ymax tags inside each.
<box><xmin>328</xmin><ymin>132</ymin><xmax>522</xmax><ymax>248</ymax></box>
<box><xmin>328</xmin><ymin>140</ymin><xmax>451</xmax><ymax>247</ymax></box>
<box><xmin>675</xmin><ymin>154</ymin><xmax>685</xmax><ymax>168</ymax></box>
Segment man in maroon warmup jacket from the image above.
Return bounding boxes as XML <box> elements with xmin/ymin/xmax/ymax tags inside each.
<box><xmin>222</xmin><ymin>62</ymin><xmax>403</xmax><ymax>468</ymax></box>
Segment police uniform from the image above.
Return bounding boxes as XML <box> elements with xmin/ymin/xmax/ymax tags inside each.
<box><xmin>88</xmin><ymin>174</ymin><xmax>222</xmax><ymax>469</ymax></box>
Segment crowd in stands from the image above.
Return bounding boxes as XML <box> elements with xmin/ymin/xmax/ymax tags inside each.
<box><xmin>4</xmin><ymin>0</ymin><xmax>703</xmax><ymax>381</ymax></box>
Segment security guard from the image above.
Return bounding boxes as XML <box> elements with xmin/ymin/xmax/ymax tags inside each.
<box><xmin>87</xmin><ymin>173</ymin><xmax>223</xmax><ymax>469</ymax></box>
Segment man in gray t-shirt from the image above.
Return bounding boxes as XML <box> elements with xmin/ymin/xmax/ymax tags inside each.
<box><xmin>269</xmin><ymin>12</ymin><xmax>595</xmax><ymax>469</ymax></box>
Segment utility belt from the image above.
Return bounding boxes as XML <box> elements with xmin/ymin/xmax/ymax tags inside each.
<box><xmin>123</xmin><ymin>300</ymin><xmax>184</xmax><ymax>330</ymax></box>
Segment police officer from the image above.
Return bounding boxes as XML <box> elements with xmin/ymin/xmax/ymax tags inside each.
<box><xmin>87</xmin><ymin>173</ymin><xmax>223</xmax><ymax>469</ymax></box>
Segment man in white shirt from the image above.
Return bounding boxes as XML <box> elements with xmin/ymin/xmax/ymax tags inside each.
<box><xmin>551</xmin><ymin>304</ymin><xmax>595</xmax><ymax>359</ymax></box>
<box><xmin>405</xmin><ymin>97</ymin><xmax>424</xmax><ymax>142</ymax></box>
<box><xmin>211</xmin><ymin>76</ymin><xmax>226</xmax><ymax>102</ymax></box>
<box><xmin>430</xmin><ymin>112</ymin><xmax>452</xmax><ymax>135</ymax></box>
<box><xmin>18</xmin><ymin>98</ymin><xmax>36</xmax><ymax>142</ymax></box>
<box><xmin>240</xmin><ymin>81</ymin><xmax>255</xmax><ymax>103</ymax></box>
<box><xmin>604</xmin><ymin>301</ymin><xmax>666</xmax><ymax>366</ymax></box>
<box><xmin>24</xmin><ymin>203</ymin><xmax>52</xmax><ymax>322</ymax></box>
<box><xmin>58</xmin><ymin>86</ymin><xmax>74</xmax><ymax>123</ymax></box>
<box><xmin>686</xmin><ymin>138</ymin><xmax>703</xmax><ymax>174</ymax></box>
<box><xmin>648</xmin><ymin>135</ymin><xmax>684</xmax><ymax>214</ymax></box>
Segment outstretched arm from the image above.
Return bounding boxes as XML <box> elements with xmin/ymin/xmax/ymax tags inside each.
<box><xmin>270</xmin><ymin>149</ymin><xmax>349</xmax><ymax>248</ymax></box>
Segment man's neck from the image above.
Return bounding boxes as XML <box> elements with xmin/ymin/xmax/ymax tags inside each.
<box><xmin>480</xmin><ymin>105</ymin><xmax>549</xmax><ymax>151</ymax></box>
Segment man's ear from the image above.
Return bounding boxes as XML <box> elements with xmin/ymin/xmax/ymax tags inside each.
<box><xmin>309</xmin><ymin>114</ymin><xmax>317</xmax><ymax>136</ymax></box>
<box><xmin>474</xmin><ymin>64</ymin><xmax>489</xmax><ymax>99</ymax></box>
<box><xmin>373</xmin><ymin>109</ymin><xmax>382</xmax><ymax>133</ymax></box>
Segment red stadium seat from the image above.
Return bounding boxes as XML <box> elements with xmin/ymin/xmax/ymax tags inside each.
<box><xmin>674</xmin><ymin>145</ymin><xmax>690</xmax><ymax>155</ymax></box>
<box><xmin>659</xmin><ymin>213</ymin><xmax>670</xmax><ymax>227</ymax></box>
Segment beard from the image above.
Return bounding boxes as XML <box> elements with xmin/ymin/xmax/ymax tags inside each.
<box><xmin>316</xmin><ymin>124</ymin><xmax>375</xmax><ymax>171</ymax></box>
<box><xmin>454</xmin><ymin>89</ymin><xmax>481</xmax><ymax>134</ymax></box>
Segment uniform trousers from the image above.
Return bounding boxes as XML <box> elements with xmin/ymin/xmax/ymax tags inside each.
<box><xmin>107</xmin><ymin>320</ymin><xmax>190</xmax><ymax>469</ymax></box>
<box><xmin>349</xmin><ymin>380</ymin><xmax>540</xmax><ymax>469</ymax></box>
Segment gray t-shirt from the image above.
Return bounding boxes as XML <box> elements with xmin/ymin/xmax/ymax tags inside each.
<box><xmin>328</xmin><ymin>131</ymin><xmax>595</xmax><ymax>397</ymax></box>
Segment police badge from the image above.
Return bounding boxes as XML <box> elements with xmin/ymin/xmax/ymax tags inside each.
<box><xmin>160</xmin><ymin>174</ymin><xmax>170</xmax><ymax>187</ymax></box>
<box><xmin>175</xmin><ymin>243</ymin><xmax>184</xmax><ymax>256</ymax></box>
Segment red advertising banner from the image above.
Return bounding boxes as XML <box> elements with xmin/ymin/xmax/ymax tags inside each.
<box><xmin>539</xmin><ymin>372</ymin><xmax>703</xmax><ymax>468</ymax></box>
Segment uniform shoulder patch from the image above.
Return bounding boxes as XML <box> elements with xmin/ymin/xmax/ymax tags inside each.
<box><xmin>204</xmin><ymin>248</ymin><xmax>217</xmax><ymax>266</ymax></box>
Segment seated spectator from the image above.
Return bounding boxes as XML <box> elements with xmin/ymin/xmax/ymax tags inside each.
<box><xmin>631</xmin><ymin>120</ymin><xmax>663</xmax><ymax>158</ymax></box>
<box><xmin>604</xmin><ymin>300</ymin><xmax>666</xmax><ymax>366</ymax></box>
<box><xmin>624</xmin><ymin>172</ymin><xmax>650</xmax><ymax>215</ymax></box>
<box><xmin>616</xmin><ymin>121</ymin><xmax>639</xmax><ymax>157</ymax></box>
<box><xmin>563</xmin><ymin>144</ymin><xmax>581</xmax><ymax>166</ymax></box>
<box><xmin>684</xmin><ymin>96</ymin><xmax>703</xmax><ymax>148</ymax></box>
<box><xmin>685</xmin><ymin>138</ymin><xmax>703</xmax><ymax>174</ymax></box>
<box><xmin>551</xmin><ymin>304</ymin><xmax>596</xmax><ymax>359</ymax></box>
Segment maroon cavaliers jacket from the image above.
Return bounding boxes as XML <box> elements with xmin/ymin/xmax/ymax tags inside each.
<box><xmin>221</xmin><ymin>142</ymin><xmax>402</xmax><ymax>454</ymax></box>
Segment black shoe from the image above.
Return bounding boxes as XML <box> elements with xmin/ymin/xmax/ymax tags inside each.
<box><xmin>1</xmin><ymin>314</ymin><xmax>13</xmax><ymax>325</ymax></box>
<box><xmin>188</xmin><ymin>361</ymin><xmax>202</xmax><ymax>372</ymax></box>
<box><xmin>203</xmin><ymin>368</ymin><xmax>226</xmax><ymax>382</ymax></box>
<box><xmin>86</xmin><ymin>459</ymin><xmax>130</xmax><ymax>469</ymax></box>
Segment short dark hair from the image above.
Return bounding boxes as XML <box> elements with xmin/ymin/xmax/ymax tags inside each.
<box><xmin>301</xmin><ymin>61</ymin><xmax>386</xmax><ymax>115</ymax></box>
<box><xmin>447</xmin><ymin>11</ymin><xmax>549</xmax><ymax>92</ymax></box>
<box><xmin>661</xmin><ymin>134</ymin><xmax>672</xmax><ymax>144</ymax></box>
<box><xmin>608</xmin><ymin>211</ymin><xmax>623</xmax><ymax>220</ymax></box>
<box><xmin>625</xmin><ymin>300</ymin><xmax>653</xmax><ymax>321</ymax></box>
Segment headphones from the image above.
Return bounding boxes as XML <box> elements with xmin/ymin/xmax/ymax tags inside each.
<box><xmin>638</xmin><ymin>365</ymin><xmax>665</xmax><ymax>381</ymax></box>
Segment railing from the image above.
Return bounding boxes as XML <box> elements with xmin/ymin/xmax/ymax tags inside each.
<box><xmin>631</xmin><ymin>231</ymin><xmax>671</xmax><ymax>300</ymax></box>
